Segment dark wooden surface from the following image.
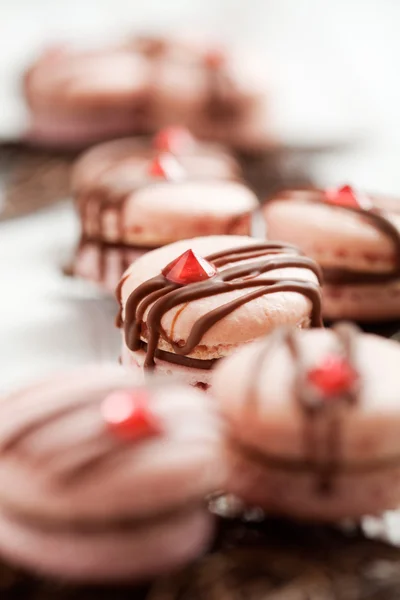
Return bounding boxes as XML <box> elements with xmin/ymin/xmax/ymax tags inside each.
<box><xmin>0</xmin><ymin>144</ymin><xmax>75</xmax><ymax>221</ymax></box>
<box><xmin>0</xmin><ymin>142</ymin><xmax>314</xmax><ymax>221</ymax></box>
<box><xmin>3</xmin><ymin>515</ymin><xmax>400</xmax><ymax>600</ymax></box>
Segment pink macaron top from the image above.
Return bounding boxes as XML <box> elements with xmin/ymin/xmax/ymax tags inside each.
<box><xmin>263</xmin><ymin>186</ymin><xmax>400</xmax><ymax>284</ymax></box>
<box><xmin>0</xmin><ymin>365</ymin><xmax>224</xmax><ymax>526</ymax></box>
<box><xmin>118</xmin><ymin>235</ymin><xmax>323</xmax><ymax>364</ymax></box>
<box><xmin>71</xmin><ymin>130</ymin><xmax>241</xmax><ymax>194</ymax></box>
<box><xmin>213</xmin><ymin>324</ymin><xmax>400</xmax><ymax>468</ymax></box>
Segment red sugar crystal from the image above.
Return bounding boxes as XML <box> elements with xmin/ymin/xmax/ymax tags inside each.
<box><xmin>162</xmin><ymin>249</ymin><xmax>217</xmax><ymax>285</ymax></box>
<box><xmin>324</xmin><ymin>185</ymin><xmax>361</xmax><ymax>209</ymax></box>
<box><xmin>102</xmin><ymin>389</ymin><xmax>162</xmax><ymax>440</ymax></box>
<box><xmin>148</xmin><ymin>153</ymin><xmax>185</xmax><ymax>181</ymax></box>
<box><xmin>307</xmin><ymin>355</ymin><xmax>358</xmax><ymax>398</ymax></box>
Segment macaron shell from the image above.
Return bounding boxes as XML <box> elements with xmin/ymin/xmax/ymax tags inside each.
<box><xmin>213</xmin><ymin>330</ymin><xmax>400</xmax><ymax>463</ymax></box>
<box><xmin>79</xmin><ymin>182</ymin><xmax>256</xmax><ymax>247</ymax></box>
<box><xmin>0</xmin><ymin>368</ymin><xmax>225</xmax><ymax>522</ymax></box>
<box><xmin>27</xmin><ymin>50</ymin><xmax>149</xmax><ymax>110</ymax></box>
<box><xmin>71</xmin><ymin>137</ymin><xmax>240</xmax><ymax>193</ymax></box>
<box><xmin>323</xmin><ymin>280</ymin><xmax>400</xmax><ymax>321</ymax></box>
<box><xmin>223</xmin><ymin>446</ymin><xmax>400</xmax><ymax>521</ymax></box>
<box><xmin>0</xmin><ymin>504</ymin><xmax>214</xmax><ymax>582</ymax></box>
<box><xmin>25</xmin><ymin>109</ymin><xmax>146</xmax><ymax>148</ymax></box>
<box><xmin>120</xmin><ymin>236</ymin><xmax>320</xmax><ymax>356</ymax></box>
<box><xmin>264</xmin><ymin>199</ymin><xmax>399</xmax><ymax>273</ymax></box>
<box><xmin>123</xmin><ymin>345</ymin><xmax>215</xmax><ymax>389</ymax></box>
<box><xmin>110</xmin><ymin>182</ymin><xmax>256</xmax><ymax>245</ymax></box>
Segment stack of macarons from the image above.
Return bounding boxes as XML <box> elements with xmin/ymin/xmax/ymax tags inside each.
<box><xmin>213</xmin><ymin>323</ymin><xmax>400</xmax><ymax>521</ymax></box>
<box><xmin>0</xmin><ymin>365</ymin><xmax>225</xmax><ymax>582</ymax></box>
<box><xmin>23</xmin><ymin>34</ymin><xmax>269</xmax><ymax>152</ymax></box>
<box><xmin>2</xmin><ymin>323</ymin><xmax>400</xmax><ymax>586</ymax></box>
<box><xmin>70</xmin><ymin>127</ymin><xmax>258</xmax><ymax>291</ymax></box>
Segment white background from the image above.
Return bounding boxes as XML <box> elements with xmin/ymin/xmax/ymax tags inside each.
<box><xmin>1</xmin><ymin>0</ymin><xmax>400</xmax><ymax>392</ymax></box>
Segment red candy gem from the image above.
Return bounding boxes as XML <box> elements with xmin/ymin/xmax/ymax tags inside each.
<box><xmin>101</xmin><ymin>389</ymin><xmax>162</xmax><ymax>440</ymax></box>
<box><xmin>148</xmin><ymin>153</ymin><xmax>185</xmax><ymax>181</ymax></box>
<box><xmin>324</xmin><ymin>185</ymin><xmax>361</xmax><ymax>209</ymax></box>
<box><xmin>307</xmin><ymin>355</ymin><xmax>358</xmax><ymax>398</ymax></box>
<box><xmin>162</xmin><ymin>249</ymin><xmax>217</xmax><ymax>285</ymax></box>
<box><xmin>153</xmin><ymin>126</ymin><xmax>195</xmax><ymax>154</ymax></box>
<box><xmin>204</xmin><ymin>48</ymin><xmax>226</xmax><ymax>70</ymax></box>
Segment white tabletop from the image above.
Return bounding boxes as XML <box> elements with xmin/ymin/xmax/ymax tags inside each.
<box><xmin>0</xmin><ymin>203</ymin><xmax>121</xmax><ymax>393</ymax></box>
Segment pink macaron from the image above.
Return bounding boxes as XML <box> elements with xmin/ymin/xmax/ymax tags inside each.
<box><xmin>263</xmin><ymin>185</ymin><xmax>400</xmax><ymax>321</ymax></box>
<box><xmin>117</xmin><ymin>235</ymin><xmax>323</xmax><ymax>389</ymax></box>
<box><xmin>23</xmin><ymin>35</ymin><xmax>268</xmax><ymax>151</ymax></box>
<box><xmin>71</xmin><ymin>138</ymin><xmax>256</xmax><ymax>292</ymax></box>
<box><xmin>0</xmin><ymin>365</ymin><xmax>224</xmax><ymax>581</ymax></box>
<box><xmin>71</xmin><ymin>127</ymin><xmax>241</xmax><ymax>194</ymax></box>
<box><xmin>213</xmin><ymin>323</ymin><xmax>400</xmax><ymax>521</ymax></box>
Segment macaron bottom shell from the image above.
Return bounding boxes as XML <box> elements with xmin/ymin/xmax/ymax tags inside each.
<box><xmin>121</xmin><ymin>343</ymin><xmax>214</xmax><ymax>390</ymax></box>
<box><xmin>323</xmin><ymin>281</ymin><xmax>400</xmax><ymax>322</ymax></box>
<box><xmin>224</xmin><ymin>442</ymin><xmax>400</xmax><ymax>522</ymax></box>
<box><xmin>0</xmin><ymin>505</ymin><xmax>214</xmax><ymax>582</ymax></box>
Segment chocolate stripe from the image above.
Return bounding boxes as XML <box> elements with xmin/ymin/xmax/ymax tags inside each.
<box><xmin>79</xmin><ymin>236</ymin><xmax>159</xmax><ymax>252</ymax></box>
<box><xmin>242</xmin><ymin>323</ymin><xmax>361</xmax><ymax>493</ymax></box>
<box><xmin>0</xmin><ymin>398</ymin><xmax>99</xmax><ymax>453</ymax></box>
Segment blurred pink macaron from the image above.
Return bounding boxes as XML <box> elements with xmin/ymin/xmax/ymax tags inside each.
<box><xmin>262</xmin><ymin>185</ymin><xmax>400</xmax><ymax>321</ymax></box>
<box><xmin>23</xmin><ymin>35</ymin><xmax>268</xmax><ymax>150</ymax></box>
<box><xmin>0</xmin><ymin>365</ymin><xmax>224</xmax><ymax>581</ymax></box>
<box><xmin>71</xmin><ymin>137</ymin><xmax>256</xmax><ymax>292</ymax></box>
<box><xmin>213</xmin><ymin>323</ymin><xmax>400</xmax><ymax>521</ymax></box>
<box><xmin>117</xmin><ymin>235</ymin><xmax>323</xmax><ymax>390</ymax></box>
<box><xmin>71</xmin><ymin>127</ymin><xmax>241</xmax><ymax>194</ymax></box>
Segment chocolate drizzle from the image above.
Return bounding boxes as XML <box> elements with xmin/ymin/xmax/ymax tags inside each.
<box><xmin>273</xmin><ymin>189</ymin><xmax>400</xmax><ymax>285</ymax></box>
<box><xmin>121</xmin><ymin>243</ymin><xmax>323</xmax><ymax>370</ymax></box>
<box><xmin>0</xmin><ymin>396</ymin><xmax>135</xmax><ymax>486</ymax></box>
<box><xmin>245</xmin><ymin>323</ymin><xmax>361</xmax><ymax>493</ymax></box>
<box><xmin>76</xmin><ymin>183</ymin><xmax>135</xmax><ymax>283</ymax></box>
